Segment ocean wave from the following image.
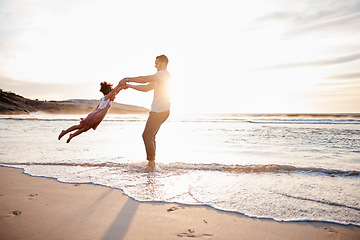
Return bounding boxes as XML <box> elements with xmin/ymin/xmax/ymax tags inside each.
<box><xmin>0</xmin><ymin>115</ymin><xmax>147</xmax><ymax>122</ymax></box>
<box><xmin>274</xmin><ymin>191</ymin><xmax>360</xmax><ymax>212</ymax></box>
<box><xmin>2</xmin><ymin>114</ymin><xmax>360</xmax><ymax>125</ymax></box>
<box><xmin>165</xmin><ymin>163</ymin><xmax>360</xmax><ymax>177</ymax></box>
<box><xmin>0</xmin><ymin>117</ymin><xmax>79</xmax><ymax>122</ymax></box>
<box><xmin>2</xmin><ymin>162</ymin><xmax>359</xmax><ymax>177</ymax></box>
<box><xmin>248</xmin><ymin>119</ymin><xmax>360</xmax><ymax>125</ymax></box>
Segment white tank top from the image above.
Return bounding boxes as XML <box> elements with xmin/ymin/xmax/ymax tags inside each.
<box><xmin>151</xmin><ymin>70</ymin><xmax>171</xmax><ymax>112</ymax></box>
<box><xmin>98</xmin><ymin>97</ymin><xmax>111</xmax><ymax>110</ymax></box>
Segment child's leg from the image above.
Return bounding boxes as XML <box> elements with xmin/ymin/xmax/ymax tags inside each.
<box><xmin>66</xmin><ymin>127</ymin><xmax>88</xmax><ymax>143</ymax></box>
<box><xmin>58</xmin><ymin>124</ymin><xmax>83</xmax><ymax>140</ymax></box>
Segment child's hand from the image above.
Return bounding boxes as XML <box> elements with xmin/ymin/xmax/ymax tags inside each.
<box><xmin>119</xmin><ymin>78</ymin><xmax>128</xmax><ymax>87</ymax></box>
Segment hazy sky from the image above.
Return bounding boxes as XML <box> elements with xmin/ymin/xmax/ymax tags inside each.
<box><xmin>1</xmin><ymin>0</ymin><xmax>359</xmax><ymax>113</ymax></box>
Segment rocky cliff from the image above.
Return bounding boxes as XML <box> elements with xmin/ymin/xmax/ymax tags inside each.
<box><xmin>0</xmin><ymin>90</ymin><xmax>149</xmax><ymax>114</ymax></box>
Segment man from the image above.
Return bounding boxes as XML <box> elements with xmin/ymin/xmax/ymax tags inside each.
<box><xmin>119</xmin><ymin>55</ymin><xmax>171</xmax><ymax>172</ymax></box>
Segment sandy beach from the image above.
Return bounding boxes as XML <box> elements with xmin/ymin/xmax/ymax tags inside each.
<box><xmin>0</xmin><ymin>166</ymin><xmax>359</xmax><ymax>240</ymax></box>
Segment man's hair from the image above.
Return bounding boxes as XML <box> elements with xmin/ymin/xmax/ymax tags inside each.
<box><xmin>99</xmin><ymin>81</ymin><xmax>113</xmax><ymax>95</ymax></box>
<box><xmin>156</xmin><ymin>55</ymin><xmax>169</xmax><ymax>66</ymax></box>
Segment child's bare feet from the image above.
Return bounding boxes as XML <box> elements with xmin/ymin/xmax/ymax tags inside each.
<box><xmin>66</xmin><ymin>134</ymin><xmax>74</xmax><ymax>143</ymax></box>
<box><xmin>145</xmin><ymin>160</ymin><xmax>156</xmax><ymax>172</ymax></box>
<box><xmin>58</xmin><ymin>130</ymin><xmax>66</xmax><ymax>140</ymax></box>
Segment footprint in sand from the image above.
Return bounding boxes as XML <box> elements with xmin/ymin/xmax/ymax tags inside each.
<box><xmin>324</xmin><ymin>227</ymin><xmax>337</xmax><ymax>233</ymax></box>
<box><xmin>12</xmin><ymin>210</ymin><xmax>22</xmax><ymax>216</ymax></box>
<box><xmin>0</xmin><ymin>210</ymin><xmax>21</xmax><ymax>219</ymax></box>
<box><xmin>167</xmin><ymin>206</ymin><xmax>185</xmax><ymax>212</ymax></box>
<box><xmin>177</xmin><ymin>229</ymin><xmax>213</xmax><ymax>238</ymax></box>
<box><xmin>26</xmin><ymin>193</ymin><xmax>38</xmax><ymax>201</ymax></box>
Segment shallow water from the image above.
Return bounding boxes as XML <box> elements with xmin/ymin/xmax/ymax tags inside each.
<box><xmin>1</xmin><ymin>113</ymin><xmax>359</xmax><ymax>225</ymax></box>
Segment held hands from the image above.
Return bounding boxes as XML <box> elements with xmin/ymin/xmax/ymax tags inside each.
<box><xmin>114</xmin><ymin>78</ymin><xmax>129</xmax><ymax>92</ymax></box>
<box><xmin>119</xmin><ymin>78</ymin><xmax>129</xmax><ymax>87</ymax></box>
<box><xmin>120</xmin><ymin>84</ymin><xmax>129</xmax><ymax>90</ymax></box>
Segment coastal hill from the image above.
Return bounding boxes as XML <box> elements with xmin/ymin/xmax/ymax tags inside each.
<box><xmin>0</xmin><ymin>90</ymin><xmax>149</xmax><ymax>114</ymax></box>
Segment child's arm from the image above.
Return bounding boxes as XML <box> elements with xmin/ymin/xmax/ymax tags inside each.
<box><xmin>114</xmin><ymin>86</ymin><xmax>123</xmax><ymax>95</ymax></box>
<box><xmin>104</xmin><ymin>85</ymin><xmax>126</xmax><ymax>101</ymax></box>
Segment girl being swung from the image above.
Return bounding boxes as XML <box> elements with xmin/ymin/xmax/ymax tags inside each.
<box><xmin>58</xmin><ymin>81</ymin><xmax>126</xmax><ymax>143</ymax></box>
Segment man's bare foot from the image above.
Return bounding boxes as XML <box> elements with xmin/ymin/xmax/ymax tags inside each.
<box><xmin>58</xmin><ymin>130</ymin><xmax>66</xmax><ymax>140</ymax></box>
<box><xmin>145</xmin><ymin>160</ymin><xmax>156</xmax><ymax>172</ymax></box>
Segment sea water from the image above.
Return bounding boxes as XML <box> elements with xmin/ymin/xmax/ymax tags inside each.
<box><xmin>0</xmin><ymin>113</ymin><xmax>359</xmax><ymax>225</ymax></box>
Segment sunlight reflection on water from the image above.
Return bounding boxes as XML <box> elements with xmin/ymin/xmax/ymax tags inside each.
<box><xmin>1</xmin><ymin>113</ymin><xmax>360</xmax><ymax>225</ymax></box>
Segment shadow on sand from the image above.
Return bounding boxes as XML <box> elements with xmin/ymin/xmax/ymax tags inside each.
<box><xmin>101</xmin><ymin>198</ymin><xmax>140</xmax><ymax>240</ymax></box>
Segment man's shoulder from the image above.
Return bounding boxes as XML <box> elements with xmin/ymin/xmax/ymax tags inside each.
<box><xmin>155</xmin><ymin>70</ymin><xmax>171</xmax><ymax>80</ymax></box>
<box><xmin>156</xmin><ymin>70</ymin><xmax>170</xmax><ymax>75</ymax></box>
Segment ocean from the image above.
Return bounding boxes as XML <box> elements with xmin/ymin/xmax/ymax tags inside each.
<box><xmin>0</xmin><ymin>113</ymin><xmax>359</xmax><ymax>226</ymax></box>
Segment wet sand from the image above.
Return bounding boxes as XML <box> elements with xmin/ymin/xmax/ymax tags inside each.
<box><xmin>0</xmin><ymin>166</ymin><xmax>359</xmax><ymax>240</ymax></box>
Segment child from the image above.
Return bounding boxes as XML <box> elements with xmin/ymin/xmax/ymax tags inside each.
<box><xmin>58</xmin><ymin>81</ymin><xmax>126</xmax><ymax>143</ymax></box>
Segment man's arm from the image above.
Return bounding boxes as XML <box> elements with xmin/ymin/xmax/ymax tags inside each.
<box><xmin>127</xmin><ymin>83</ymin><xmax>155</xmax><ymax>92</ymax></box>
<box><xmin>119</xmin><ymin>74</ymin><xmax>158</xmax><ymax>86</ymax></box>
<box><xmin>129</xmin><ymin>75</ymin><xmax>158</xmax><ymax>83</ymax></box>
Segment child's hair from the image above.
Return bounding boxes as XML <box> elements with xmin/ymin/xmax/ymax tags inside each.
<box><xmin>100</xmin><ymin>82</ymin><xmax>113</xmax><ymax>95</ymax></box>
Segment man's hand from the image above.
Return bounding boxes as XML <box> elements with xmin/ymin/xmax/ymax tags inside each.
<box><xmin>113</xmin><ymin>79</ymin><xmax>128</xmax><ymax>93</ymax></box>
<box><xmin>119</xmin><ymin>78</ymin><xmax>128</xmax><ymax>87</ymax></box>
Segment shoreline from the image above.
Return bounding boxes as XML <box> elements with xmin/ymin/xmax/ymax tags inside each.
<box><xmin>1</xmin><ymin>166</ymin><xmax>359</xmax><ymax>240</ymax></box>
<box><xmin>2</xmin><ymin>165</ymin><xmax>359</xmax><ymax>227</ymax></box>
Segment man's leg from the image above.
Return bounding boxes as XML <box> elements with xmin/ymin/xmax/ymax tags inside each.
<box><xmin>142</xmin><ymin>111</ymin><xmax>169</xmax><ymax>168</ymax></box>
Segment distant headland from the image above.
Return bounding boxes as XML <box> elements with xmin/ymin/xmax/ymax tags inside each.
<box><xmin>0</xmin><ymin>89</ymin><xmax>149</xmax><ymax>115</ymax></box>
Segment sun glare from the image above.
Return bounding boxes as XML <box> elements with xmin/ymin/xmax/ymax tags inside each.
<box><xmin>2</xmin><ymin>0</ymin><xmax>359</xmax><ymax>113</ymax></box>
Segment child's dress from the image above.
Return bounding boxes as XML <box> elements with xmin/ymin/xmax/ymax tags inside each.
<box><xmin>80</xmin><ymin>97</ymin><xmax>111</xmax><ymax>131</ymax></box>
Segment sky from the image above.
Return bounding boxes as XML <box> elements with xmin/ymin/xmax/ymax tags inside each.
<box><xmin>1</xmin><ymin>0</ymin><xmax>359</xmax><ymax>114</ymax></box>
